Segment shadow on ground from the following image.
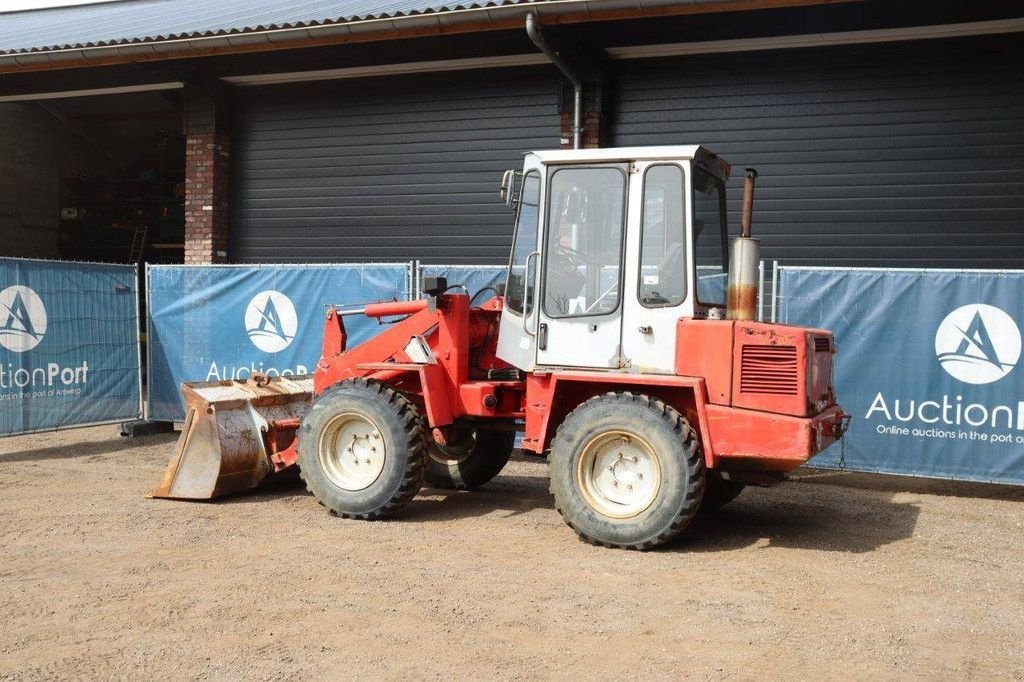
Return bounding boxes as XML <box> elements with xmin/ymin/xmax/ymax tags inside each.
<box><xmin>219</xmin><ymin>469</ymin><xmax>555</xmax><ymax>521</ymax></box>
<box><xmin>680</xmin><ymin>485</ymin><xmax>920</xmax><ymax>554</ymax></box>
<box><xmin>141</xmin><ymin>450</ymin><xmax>960</xmax><ymax>553</ymax></box>
<box><xmin>404</xmin><ymin>475</ymin><xmax>554</xmax><ymax>521</ymax></box>
<box><xmin>222</xmin><ymin>457</ymin><xmax>920</xmax><ymax>553</ymax></box>
<box><xmin>213</xmin><ymin>452</ymin><xmax>555</xmax><ymax>520</ymax></box>
<box><xmin>0</xmin><ymin>432</ymin><xmax>178</xmax><ymax>463</ymax></box>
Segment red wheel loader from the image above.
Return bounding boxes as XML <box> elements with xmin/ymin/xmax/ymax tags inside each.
<box><xmin>151</xmin><ymin>146</ymin><xmax>848</xmax><ymax>549</ymax></box>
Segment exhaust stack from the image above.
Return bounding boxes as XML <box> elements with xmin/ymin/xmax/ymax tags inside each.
<box><xmin>727</xmin><ymin>168</ymin><xmax>759</xmax><ymax>321</ymax></box>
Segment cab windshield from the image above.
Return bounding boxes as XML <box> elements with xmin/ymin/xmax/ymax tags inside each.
<box><xmin>692</xmin><ymin>166</ymin><xmax>729</xmax><ymax>306</ymax></box>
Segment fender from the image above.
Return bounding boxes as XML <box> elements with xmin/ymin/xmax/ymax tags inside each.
<box><xmin>522</xmin><ymin>371</ymin><xmax>720</xmax><ymax>468</ymax></box>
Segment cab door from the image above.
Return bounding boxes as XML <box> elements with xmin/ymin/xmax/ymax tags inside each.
<box><xmin>536</xmin><ymin>164</ymin><xmax>629</xmax><ymax>369</ymax></box>
<box><xmin>621</xmin><ymin>162</ymin><xmax>694</xmax><ymax>373</ymax></box>
<box><xmin>496</xmin><ymin>157</ymin><xmax>544</xmax><ymax>372</ymax></box>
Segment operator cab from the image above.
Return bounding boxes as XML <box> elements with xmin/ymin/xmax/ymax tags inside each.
<box><xmin>497</xmin><ymin>146</ymin><xmax>732</xmax><ymax>374</ymax></box>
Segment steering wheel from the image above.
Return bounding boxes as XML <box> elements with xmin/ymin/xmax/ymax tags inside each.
<box><xmin>554</xmin><ymin>242</ymin><xmax>598</xmax><ymax>269</ymax></box>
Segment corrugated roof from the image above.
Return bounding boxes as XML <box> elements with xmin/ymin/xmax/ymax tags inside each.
<box><xmin>0</xmin><ymin>0</ymin><xmax>556</xmax><ymax>55</ymax></box>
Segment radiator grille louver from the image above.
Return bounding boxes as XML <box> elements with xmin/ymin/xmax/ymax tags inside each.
<box><xmin>740</xmin><ymin>345</ymin><xmax>799</xmax><ymax>395</ymax></box>
<box><xmin>814</xmin><ymin>336</ymin><xmax>831</xmax><ymax>353</ymax></box>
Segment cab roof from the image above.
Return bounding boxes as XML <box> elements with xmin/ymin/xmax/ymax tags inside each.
<box><xmin>531</xmin><ymin>145</ymin><xmax>731</xmax><ymax>182</ymax></box>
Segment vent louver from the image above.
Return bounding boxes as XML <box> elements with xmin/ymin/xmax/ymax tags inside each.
<box><xmin>740</xmin><ymin>345</ymin><xmax>799</xmax><ymax>395</ymax></box>
<box><xmin>814</xmin><ymin>336</ymin><xmax>831</xmax><ymax>353</ymax></box>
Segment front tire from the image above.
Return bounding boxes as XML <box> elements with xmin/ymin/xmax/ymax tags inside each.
<box><xmin>425</xmin><ymin>427</ymin><xmax>515</xmax><ymax>490</ymax></box>
<box><xmin>549</xmin><ymin>392</ymin><xmax>705</xmax><ymax>550</ymax></box>
<box><xmin>297</xmin><ymin>379</ymin><xmax>427</xmax><ymax>519</ymax></box>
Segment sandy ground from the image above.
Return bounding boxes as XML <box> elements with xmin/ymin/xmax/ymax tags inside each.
<box><xmin>1</xmin><ymin>425</ymin><xmax>1022</xmax><ymax>680</ymax></box>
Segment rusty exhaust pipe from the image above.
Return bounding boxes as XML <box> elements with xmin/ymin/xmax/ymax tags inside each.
<box><xmin>740</xmin><ymin>168</ymin><xmax>757</xmax><ymax>238</ymax></box>
<box><xmin>727</xmin><ymin>169</ymin><xmax>760</xmax><ymax>321</ymax></box>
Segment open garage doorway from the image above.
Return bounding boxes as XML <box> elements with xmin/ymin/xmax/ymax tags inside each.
<box><xmin>0</xmin><ymin>88</ymin><xmax>184</xmax><ymax>264</ymax></box>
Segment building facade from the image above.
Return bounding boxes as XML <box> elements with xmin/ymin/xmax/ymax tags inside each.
<box><xmin>0</xmin><ymin>0</ymin><xmax>1022</xmax><ymax>268</ymax></box>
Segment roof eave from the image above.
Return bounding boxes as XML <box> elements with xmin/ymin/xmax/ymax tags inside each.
<box><xmin>0</xmin><ymin>0</ymin><xmax>853</xmax><ymax>74</ymax></box>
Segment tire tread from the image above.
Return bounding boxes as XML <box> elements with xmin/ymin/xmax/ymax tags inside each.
<box><xmin>549</xmin><ymin>391</ymin><xmax>705</xmax><ymax>550</ymax></box>
<box><xmin>298</xmin><ymin>378</ymin><xmax>426</xmax><ymax>520</ymax></box>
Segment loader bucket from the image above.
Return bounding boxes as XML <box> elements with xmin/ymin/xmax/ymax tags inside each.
<box><xmin>149</xmin><ymin>375</ymin><xmax>313</xmax><ymax>500</ymax></box>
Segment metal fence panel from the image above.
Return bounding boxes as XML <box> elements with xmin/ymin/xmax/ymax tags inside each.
<box><xmin>779</xmin><ymin>266</ymin><xmax>1024</xmax><ymax>485</ymax></box>
<box><xmin>416</xmin><ymin>263</ymin><xmax>507</xmax><ymax>303</ymax></box>
<box><xmin>147</xmin><ymin>263</ymin><xmax>411</xmax><ymax>422</ymax></box>
<box><xmin>0</xmin><ymin>257</ymin><xmax>142</xmax><ymax>436</ymax></box>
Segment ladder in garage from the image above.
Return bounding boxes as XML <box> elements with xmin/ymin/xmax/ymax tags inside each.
<box><xmin>128</xmin><ymin>224</ymin><xmax>147</xmax><ymax>264</ymax></box>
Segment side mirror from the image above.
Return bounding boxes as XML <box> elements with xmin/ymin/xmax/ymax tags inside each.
<box><xmin>500</xmin><ymin>169</ymin><xmax>522</xmax><ymax>209</ymax></box>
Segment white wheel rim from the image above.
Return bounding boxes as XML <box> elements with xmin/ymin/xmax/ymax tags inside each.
<box><xmin>575</xmin><ymin>430</ymin><xmax>662</xmax><ymax>519</ymax></box>
<box><xmin>318</xmin><ymin>412</ymin><xmax>386</xmax><ymax>491</ymax></box>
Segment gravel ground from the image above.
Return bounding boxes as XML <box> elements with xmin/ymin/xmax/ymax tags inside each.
<box><xmin>1</xmin><ymin>425</ymin><xmax>1022</xmax><ymax>680</ymax></box>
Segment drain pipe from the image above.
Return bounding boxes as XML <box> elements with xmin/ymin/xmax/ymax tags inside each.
<box><xmin>526</xmin><ymin>12</ymin><xmax>583</xmax><ymax>149</ymax></box>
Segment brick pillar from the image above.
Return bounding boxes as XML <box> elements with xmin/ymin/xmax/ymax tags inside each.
<box><xmin>559</xmin><ymin>111</ymin><xmax>573</xmax><ymax>149</ymax></box>
<box><xmin>558</xmin><ymin>76</ymin><xmax>606</xmax><ymax>149</ymax></box>
<box><xmin>184</xmin><ymin>85</ymin><xmax>230</xmax><ymax>264</ymax></box>
<box><xmin>560</xmin><ymin>110</ymin><xmax>604</xmax><ymax>149</ymax></box>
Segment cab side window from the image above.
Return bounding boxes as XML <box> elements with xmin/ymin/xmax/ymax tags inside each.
<box><xmin>639</xmin><ymin>164</ymin><xmax>686</xmax><ymax>307</ymax></box>
<box><xmin>505</xmin><ymin>172</ymin><xmax>541</xmax><ymax>315</ymax></box>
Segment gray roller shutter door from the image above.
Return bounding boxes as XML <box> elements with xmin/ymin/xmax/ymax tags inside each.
<box><xmin>610</xmin><ymin>34</ymin><xmax>1024</xmax><ymax>269</ymax></box>
<box><xmin>230</xmin><ymin>66</ymin><xmax>560</xmax><ymax>264</ymax></box>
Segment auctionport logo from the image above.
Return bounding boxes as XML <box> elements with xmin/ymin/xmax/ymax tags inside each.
<box><xmin>0</xmin><ymin>285</ymin><xmax>47</xmax><ymax>353</ymax></box>
<box><xmin>245</xmin><ymin>290</ymin><xmax>297</xmax><ymax>353</ymax></box>
<box><xmin>935</xmin><ymin>304</ymin><xmax>1020</xmax><ymax>385</ymax></box>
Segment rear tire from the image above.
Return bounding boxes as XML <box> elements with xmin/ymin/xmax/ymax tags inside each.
<box><xmin>548</xmin><ymin>392</ymin><xmax>705</xmax><ymax>550</ymax></box>
<box><xmin>425</xmin><ymin>427</ymin><xmax>515</xmax><ymax>490</ymax></box>
<box><xmin>700</xmin><ymin>472</ymin><xmax>745</xmax><ymax>513</ymax></box>
<box><xmin>297</xmin><ymin>379</ymin><xmax>427</xmax><ymax>519</ymax></box>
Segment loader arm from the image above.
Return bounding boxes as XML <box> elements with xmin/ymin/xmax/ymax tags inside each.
<box><xmin>149</xmin><ymin>300</ymin><xmax>440</xmax><ymax>500</ymax></box>
<box><xmin>314</xmin><ymin>300</ymin><xmax>440</xmax><ymax>393</ymax></box>
<box><xmin>151</xmin><ymin>296</ymin><xmax>486</xmax><ymax>499</ymax></box>
<box><xmin>314</xmin><ymin>294</ymin><xmax>513</xmax><ymax>441</ymax></box>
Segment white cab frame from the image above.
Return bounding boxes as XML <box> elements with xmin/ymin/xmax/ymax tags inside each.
<box><xmin>496</xmin><ymin>145</ymin><xmax>729</xmax><ymax>374</ymax></box>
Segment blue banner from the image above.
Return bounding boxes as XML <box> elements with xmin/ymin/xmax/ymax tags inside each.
<box><xmin>147</xmin><ymin>264</ymin><xmax>410</xmax><ymax>421</ymax></box>
<box><xmin>418</xmin><ymin>264</ymin><xmax>507</xmax><ymax>304</ymax></box>
<box><xmin>0</xmin><ymin>257</ymin><xmax>141</xmax><ymax>436</ymax></box>
<box><xmin>696</xmin><ymin>266</ymin><xmax>728</xmax><ymax>305</ymax></box>
<box><xmin>780</xmin><ymin>267</ymin><xmax>1024</xmax><ymax>485</ymax></box>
